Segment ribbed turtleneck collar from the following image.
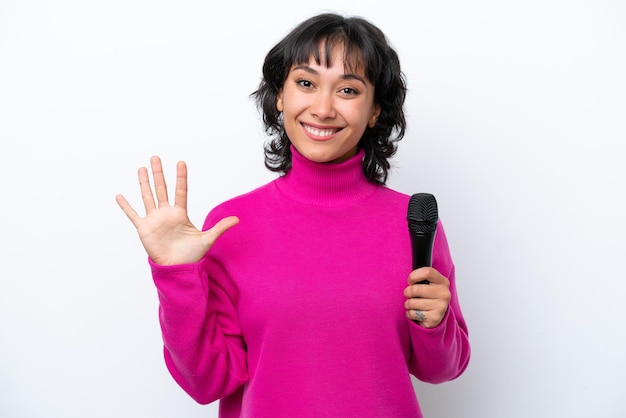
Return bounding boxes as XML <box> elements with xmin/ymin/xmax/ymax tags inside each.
<box><xmin>275</xmin><ymin>146</ymin><xmax>378</xmax><ymax>207</ymax></box>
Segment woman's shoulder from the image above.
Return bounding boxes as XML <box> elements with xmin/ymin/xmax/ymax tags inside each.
<box><xmin>202</xmin><ymin>179</ymin><xmax>280</xmax><ymax>229</ymax></box>
<box><xmin>372</xmin><ymin>184</ymin><xmax>412</xmax><ymax>208</ymax></box>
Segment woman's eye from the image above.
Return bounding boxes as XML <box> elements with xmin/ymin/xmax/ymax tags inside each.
<box><xmin>341</xmin><ymin>87</ymin><xmax>359</xmax><ymax>96</ymax></box>
<box><xmin>297</xmin><ymin>79</ymin><xmax>313</xmax><ymax>88</ymax></box>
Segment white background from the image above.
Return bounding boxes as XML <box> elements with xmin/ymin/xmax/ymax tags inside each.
<box><xmin>1</xmin><ymin>1</ymin><xmax>625</xmax><ymax>417</ymax></box>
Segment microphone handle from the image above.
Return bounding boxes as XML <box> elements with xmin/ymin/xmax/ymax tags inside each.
<box><xmin>410</xmin><ymin>232</ymin><xmax>435</xmax><ymax>284</ymax></box>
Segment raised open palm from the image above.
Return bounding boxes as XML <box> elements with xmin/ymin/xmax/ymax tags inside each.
<box><xmin>115</xmin><ymin>156</ymin><xmax>239</xmax><ymax>266</ymax></box>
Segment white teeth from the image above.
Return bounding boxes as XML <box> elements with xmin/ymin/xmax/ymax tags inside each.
<box><xmin>304</xmin><ymin>124</ymin><xmax>336</xmax><ymax>137</ymax></box>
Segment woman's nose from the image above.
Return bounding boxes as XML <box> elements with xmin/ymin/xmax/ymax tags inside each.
<box><xmin>310</xmin><ymin>91</ymin><xmax>336</xmax><ymax>120</ymax></box>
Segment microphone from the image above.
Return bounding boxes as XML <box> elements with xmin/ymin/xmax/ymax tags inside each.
<box><xmin>407</xmin><ymin>193</ymin><xmax>438</xmax><ymax>283</ymax></box>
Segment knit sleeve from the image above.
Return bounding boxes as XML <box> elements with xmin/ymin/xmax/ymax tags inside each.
<box><xmin>407</xmin><ymin>221</ymin><xmax>471</xmax><ymax>383</ymax></box>
<box><xmin>150</xmin><ymin>256</ymin><xmax>248</xmax><ymax>404</ymax></box>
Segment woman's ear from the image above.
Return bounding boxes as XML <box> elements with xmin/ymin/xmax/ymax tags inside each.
<box><xmin>276</xmin><ymin>91</ymin><xmax>284</xmax><ymax>112</ymax></box>
<box><xmin>369</xmin><ymin>104</ymin><xmax>381</xmax><ymax>127</ymax></box>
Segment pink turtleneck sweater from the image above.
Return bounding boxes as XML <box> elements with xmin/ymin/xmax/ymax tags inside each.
<box><xmin>150</xmin><ymin>148</ymin><xmax>470</xmax><ymax>417</ymax></box>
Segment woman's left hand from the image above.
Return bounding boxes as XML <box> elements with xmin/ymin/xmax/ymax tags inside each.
<box><xmin>403</xmin><ymin>267</ymin><xmax>451</xmax><ymax>329</ymax></box>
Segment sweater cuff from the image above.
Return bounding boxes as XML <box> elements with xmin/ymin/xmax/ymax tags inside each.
<box><xmin>148</xmin><ymin>257</ymin><xmax>210</xmax><ymax>297</ymax></box>
<box><xmin>149</xmin><ymin>257</ymin><xmax>202</xmax><ymax>274</ymax></box>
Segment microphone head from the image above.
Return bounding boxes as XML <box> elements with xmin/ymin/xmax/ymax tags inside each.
<box><xmin>407</xmin><ymin>193</ymin><xmax>438</xmax><ymax>235</ymax></box>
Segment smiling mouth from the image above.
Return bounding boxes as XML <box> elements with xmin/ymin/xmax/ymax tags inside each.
<box><xmin>302</xmin><ymin>123</ymin><xmax>340</xmax><ymax>138</ymax></box>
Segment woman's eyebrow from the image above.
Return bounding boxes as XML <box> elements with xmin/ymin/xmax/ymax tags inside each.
<box><xmin>292</xmin><ymin>65</ymin><xmax>366</xmax><ymax>85</ymax></box>
<box><xmin>292</xmin><ymin>65</ymin><xmax>317</xmax><ymax>74</ymax></box>
<box><xmin>341</xmin><ymin>73</ymin><xmax>366</xmax><ymax>85</ymax></box>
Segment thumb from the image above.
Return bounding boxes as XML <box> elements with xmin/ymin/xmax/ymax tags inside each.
<box><xmin>201</xmin><ymin>216</ymin><xmax>240</xmax><ymax>247</ymax></box>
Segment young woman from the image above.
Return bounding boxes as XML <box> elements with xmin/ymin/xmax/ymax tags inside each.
<box><xmin>116</xmin><ymin>12</ymin><xmax>470</xmax><ymax>418</ymax></box>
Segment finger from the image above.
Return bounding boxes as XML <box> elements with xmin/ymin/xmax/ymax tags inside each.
<box><xmin>408</xmin><ymin>267</ymin><xmax>449</xmax><ymax>286</ymax></box>
<box><xmin>424</xmin><ymin>270</ymin><xmax>449</xmax><ymax>286</ymax></box>
<box><xmin>404</xmin><ymin>281</ymin><xmax>451</xmax><ymax>300</ymax></box>
<box><xmin>403</xmin><ymin>281</ymin><xmax>432</xmax><ymax>298</ymax></box>
<box><xmin>138</xmin><ymin>166</ymin><xmax>156</xmax><ymax>213</ymax></box>
<box><xmin>407</xmin><ymin>267</ymin><xmax>432</xmax><ymax>285</ymax></box>
<box><xmin>173</xmin><ymin>161</ymin><xmax>188</xmax><ymax>209</ymax></box>
<box><xmin>115</xmin><ymin>194</ymin><xmax>142</xmax><ymax>228</ymax></box>
<box><xmin>406</xmin><ymin>309</ymin><xmax>439</xmax><ymax>328</ymax></box>
<box><xmin>404</xmin><ymin>299</ymin><xmax>438</xmax><ymax>324</ymax></box>
<box><xmin>404</xmin><ymin>297</ymin><xmax>437</xmax><ymax>312</ymax></box>
<box><xmin>150</xmin><ymin>156</ymin><xmax>169</xmax><ymax>207</ymax></box>
<box><xmin>409</xmin><ymin>309</ymin><xmax>427</xmax><ymax>322</ymax></box>
<box><xmin>201</xmin><ymin>216</ymin><xmax>240</xmax><ymax>247</ymax></box>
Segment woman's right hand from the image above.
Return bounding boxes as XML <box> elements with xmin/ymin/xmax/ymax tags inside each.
<box><xmin>115</xmin><ymin>156</ymin><xmax>239</xmax><ymax>266</ymax></box>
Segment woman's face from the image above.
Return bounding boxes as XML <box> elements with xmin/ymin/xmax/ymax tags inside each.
<box><xmin>276</xmin><ymin>44</ymin><xmax>380</xmax><ymax>164</ymax></box>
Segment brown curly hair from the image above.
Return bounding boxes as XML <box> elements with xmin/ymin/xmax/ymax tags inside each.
<box><xmin>251</xmin><ymin>13</ymin><xmax>407</xmax><ymax>185</ymax></box>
